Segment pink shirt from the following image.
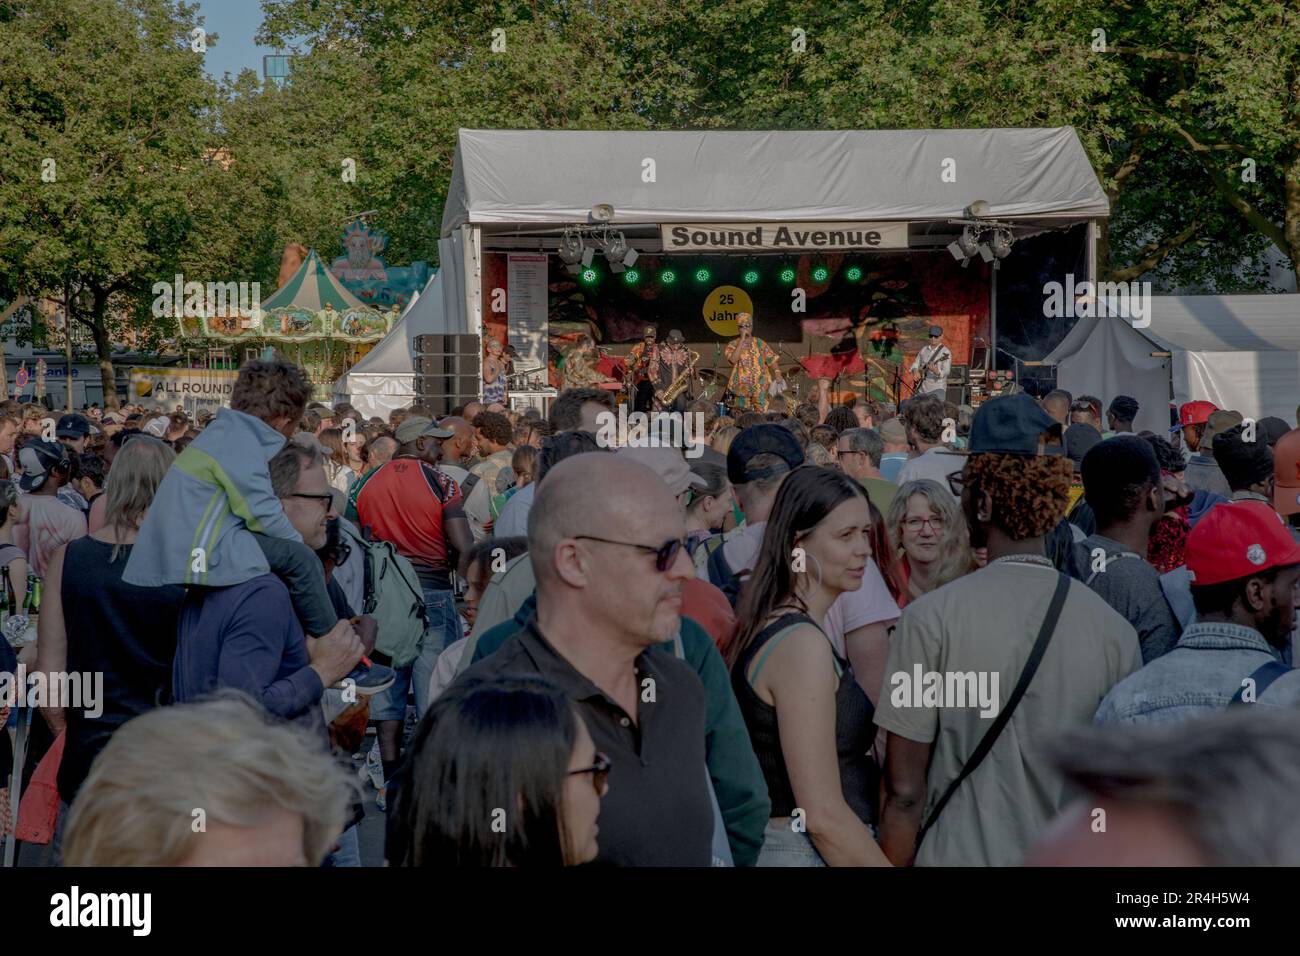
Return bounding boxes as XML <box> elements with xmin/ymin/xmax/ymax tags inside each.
<box><xmin>16</xmin><ymin>495</ymin><xmax>87</xmax><ymax>577</ymax></box>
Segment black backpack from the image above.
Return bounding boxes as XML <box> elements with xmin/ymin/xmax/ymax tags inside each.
<box><xmin>705</xmin><ymin>542</ymin><xmax>746</xmax><ymax>608</ymax></box>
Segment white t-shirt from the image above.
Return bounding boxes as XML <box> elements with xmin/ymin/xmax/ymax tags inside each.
<box><xmin>695</xmin><ymin>520</ymin><xmax>900</xmax><ymax>657</ymax></box>
<box><xmin>895</xmin><ymin>447</ymin><xmax>961</xmax><ymax>498</ymax></box>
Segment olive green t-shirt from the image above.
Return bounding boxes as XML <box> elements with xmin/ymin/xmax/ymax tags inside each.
<box><xmin>874</xmin><ymin>561</ymin><xmax>1141</xmax><ymax>866</ymax></box>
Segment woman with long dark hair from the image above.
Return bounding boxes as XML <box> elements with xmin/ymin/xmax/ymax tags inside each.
<box><xmin>727</xmin><ymin>466</ymin><xmax>890</xmax><ymax>867</ymax></box>
<box><xmin>387</xmin><ymin>676</ymin><xmax>608</xmax><ymax>867</ymax></box>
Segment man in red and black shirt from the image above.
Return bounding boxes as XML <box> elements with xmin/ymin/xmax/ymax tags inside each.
<box><xmin>354</xmin><ymin>416</ymin><xmax>474</xmax><ymax>784</ymax></box>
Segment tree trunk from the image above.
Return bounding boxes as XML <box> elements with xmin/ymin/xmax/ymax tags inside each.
<box><xmin>91</xmin><ymin>304</ymin><xmax>118</xmax><ymax>409</ymax></box>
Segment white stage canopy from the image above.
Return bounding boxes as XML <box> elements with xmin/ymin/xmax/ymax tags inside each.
<box><xmin>441</xmin><ymin>127</ymin><xmax>1109</xmax><ymax>233</ymax></box>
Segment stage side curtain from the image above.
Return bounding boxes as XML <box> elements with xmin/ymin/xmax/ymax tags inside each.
<box><xmin>334</xmin><ymin>373</ymin><xmax>415</xmax><ymax>420</ymax></box>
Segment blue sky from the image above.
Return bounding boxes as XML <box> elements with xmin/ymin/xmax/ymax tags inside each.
<box><xmin>195</xmin><ymin>0</ymin><xmax>279</xmax><ymax>82</ymax></box>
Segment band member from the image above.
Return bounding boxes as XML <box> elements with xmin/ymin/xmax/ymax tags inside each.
<box><xmin>625</xmin><ymin>325</ymin><xmax>660</xmax><ymax>413</ymax></box>
<box><xmin>482</xmin><ymin>337</ymin><xmax>508</xmax><ymax>404</ymax></box>
<box><xmin>724</xmin><ymin>312</ymin><xmax>782</xmax><ymax>412</ymax></box>
<box><xmin>656</xmin><ymin>329</ymin><xmax>696</xmax><ymax>410</ymax></box>
<box><xmin>909</xmin><ymin>325</ymin><xmax>952</xmax><ymax>397</ymax></box>
<box><xmin>560</xmin><ymin>334</ymin><xmax>619</xmax><ymax>391</ymax></box>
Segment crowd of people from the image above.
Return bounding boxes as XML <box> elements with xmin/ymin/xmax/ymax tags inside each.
<box><xmin>5</xmin><ymin>361</ymin><xmax>1300</xmax><ymax>868</ymax></box>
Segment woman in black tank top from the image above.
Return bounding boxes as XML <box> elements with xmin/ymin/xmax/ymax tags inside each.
<box><xmin>726</xmin><ymin>466</ymin><xmax>890</xmax><ymax>867</ymax></box>
<box><xmin>31</xmin><ymin>435</ymin><xmax>184</xmax><ymax>809</ymax></box>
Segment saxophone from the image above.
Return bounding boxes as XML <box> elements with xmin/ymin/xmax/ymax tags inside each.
<box><xmin>660</xmin><ymin>349</ymin><xmax>701</xmax><ymax>406</ymax></box>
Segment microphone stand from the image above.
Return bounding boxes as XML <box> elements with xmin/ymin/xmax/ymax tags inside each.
<box><xmin>994</xmin><ymin>345</ymin><xmax>1021</xmax><ymax>387</ymax></box>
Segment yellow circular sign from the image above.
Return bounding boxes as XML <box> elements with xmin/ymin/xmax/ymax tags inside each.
<box><xmin>702</xmin><ymin>286</ymin><xmax>754</xmax><ymax>336</ymax></box>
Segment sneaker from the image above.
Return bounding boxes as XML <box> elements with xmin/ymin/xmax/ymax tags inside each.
<box><xmin>333</xmin><ymin>658</ymin><xmax>396</xmax><ymax>696</ymax></box>
<box><xmin>364</xmin><ymin>742</ymin><xmax>384</xmax><ymax>790</ymax></box>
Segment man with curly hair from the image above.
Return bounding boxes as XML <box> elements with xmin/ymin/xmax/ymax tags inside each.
<box><xmin>875</xmin><ymin>393</ymin><xmax>1142</xmax><ymax>867</ymax></box>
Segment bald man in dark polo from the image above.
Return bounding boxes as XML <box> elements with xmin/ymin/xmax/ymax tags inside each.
<box><xmin>458</xmin><ymin>454</ymin><xmax>714</xmax><ymax>865</ymax></box>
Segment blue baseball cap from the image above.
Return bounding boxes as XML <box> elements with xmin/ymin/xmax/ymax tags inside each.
<box><xmin>966</xmin><ymin>393</ymin><xmax>1062</xmax><ymax>456</ymax></box>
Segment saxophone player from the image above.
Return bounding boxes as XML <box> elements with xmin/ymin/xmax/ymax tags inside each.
<box><xmin>656</xmin><ymin>329</ymin><xmax>697</xmax><ymax>411</ymax></box>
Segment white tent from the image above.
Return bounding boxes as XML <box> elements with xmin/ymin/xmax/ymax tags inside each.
<box><xmin>333</xmin><ymin>235</ymin><xmax>473</xmax><ymax>417</ymax></box>
<box><xmin>1151</xmin><ymin>295</ymin><xmax>1300</xmax><ymax>423</ymax></box>
<box><xmin>1042</xmin><ymin>295</ymin><xmax>1300</xmax><ymax>428</ymax></box>
<box><xmin>1041</xmin><ymin>314</ymin><xmax>1170</xmax><ymax>435</ymax></box>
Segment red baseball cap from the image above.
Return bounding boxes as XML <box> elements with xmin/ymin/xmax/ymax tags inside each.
<box><xmin>1172</xmin><ymin>400</ymin><xmax>1217</xmax><ymax>431</ymax></box>
<box><xmin>1273</xmin><ymin>427</ymin><xmax>1300</xmax><ymax>516</ymax></box>
<box><xmin>1185</xmin><ymin>500</ymin><xmax>1300</xmax><ymax>586</ymax></box>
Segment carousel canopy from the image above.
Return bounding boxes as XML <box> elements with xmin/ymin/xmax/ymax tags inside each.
<box><xmin>261</xmin><ymin>249</ymin><xmax>370</xmax><ymax>313</ymax></box>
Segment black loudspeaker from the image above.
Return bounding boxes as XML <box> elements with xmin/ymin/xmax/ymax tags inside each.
<box><xmin>945</xmin><ymin>384</ymin><xmax>970</xmax><ymax>406</ymax></box>
<box><xmin>414</xmin><ymin>334</ymin><xmax>481</xmax><ymax>416</ymax></box>
<box><xmin>947</xmin><ymin>364</ymin><xmax>970</xmax><ymax>385</ymax></box>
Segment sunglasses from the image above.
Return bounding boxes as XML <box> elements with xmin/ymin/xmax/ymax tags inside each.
<box><xmin>291</xmin><ymin>491</ymin><xmax>334</xmax><ymax>512</ymax></box>
<box><xmin>572</xmin><ymin>534</ymin><xmax>687</xmax><ymax>572</ymax></box>
<box><xmin>568</xmin><ymin>752</ymin><xmax>611</xmax><ymax>794</ymax></box>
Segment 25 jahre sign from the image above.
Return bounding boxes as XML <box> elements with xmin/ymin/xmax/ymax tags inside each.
<box><xmin>660</xmin><ymin>222</ymin><xmax>908</xmax><ymax>252</ymax></box>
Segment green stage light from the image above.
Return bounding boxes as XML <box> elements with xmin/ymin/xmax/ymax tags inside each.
<box><xmin>743</xmin><ymin>269</ymin><xmax>760</xmax><ymax>285</ymax></box>
<box><xmin>695</xmin><ymin>267</ymin><xmax>711</xmax><ymax>282</ymax></box>
<box><xmin>623</xmin><ymin>269</ymin><xmax>641</xmax><ymax>284</ymax></box>
<box><xmin>779</xmin><ymin>267</ymin><xmax>796</xmax><ymax>283</ymax></box>
<box><xmin>846</xmin><ymin>266</ymin><xmax>862</xmax><ymax>281</ymax></box>
<box><xmin>812</xmin><ymin>266</ymin><xmax>829</xmax><ymax>282</ymax></box>
<box><xmin>660</xmin><ymin>268</ymin><xmax>677</xmax><ymax>284</ymax></box>
<box><xmin>581</xmin><ymin>267</ymin><xmax>598</xmax><ymax>283</ymax></box>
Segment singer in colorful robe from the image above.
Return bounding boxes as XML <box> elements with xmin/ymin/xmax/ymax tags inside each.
<box><xmin>724</xmin><ymin>313</ymin><xmax>783</xmax><ymax>412</ymax></box>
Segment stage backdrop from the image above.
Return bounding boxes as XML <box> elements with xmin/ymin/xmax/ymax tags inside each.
<box><xmin>481</xmin><ymin>250</ymin><xmax>990</xmax><ymax>402</ymax></box>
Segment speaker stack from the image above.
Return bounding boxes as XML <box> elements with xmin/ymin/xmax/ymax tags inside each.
<box><xmin>413</xmin><ymin>334</ymin><xmax>481</xmax><ymax>416</ymax></box>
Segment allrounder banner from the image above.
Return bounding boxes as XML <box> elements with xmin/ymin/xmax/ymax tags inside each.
<box><xmin>130</xmin><ymin>367</ymin><xmax>238</xmax><ymax>416</ymax></box>
<box><xmin>660</xmin><ymin>221</ymin><xmax>909</xmax><ymax>252</ymax></box>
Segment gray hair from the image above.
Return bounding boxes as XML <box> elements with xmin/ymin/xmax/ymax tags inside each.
<box><xmin>63</xmin><ymin>692</ymin><xmax>353</xmax><ymax>866</ymax></box>
<box><xmin>1053</xmin><ymin>709</ymin><xmax>1300</xmax><ymax>865</ymax></box>
<box><xmin>841</xmin><ymin>427</ymin><xmax>884</xmax><ymax>468</ymax></box>
<box><xmin>886</xmin><ymin>478</ymin><xmax>974</xmax><ymax>585</ymax></box>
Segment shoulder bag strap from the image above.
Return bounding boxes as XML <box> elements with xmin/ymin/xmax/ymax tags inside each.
<box><xmin>1229</xmin><ymin>659</ymin><xmax>1292</xmax><ymax>706</ymax></box>
<box><xmin>916</xmin><ymin>571</ymin><xmax>1071</xmax><ymax>848</ymax></box>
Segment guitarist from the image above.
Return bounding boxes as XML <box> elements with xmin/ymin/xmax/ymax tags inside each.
<box><xmin>909</xmin><ymin>325</ymin><xmax>952</xmax><ymax>398</ymax></box>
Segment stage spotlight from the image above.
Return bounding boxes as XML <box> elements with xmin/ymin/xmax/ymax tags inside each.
<box><xmin>603</xmin><ymin>230</ymin><xmax>629</xmax><ymax>273</ymax></box>
<box><xmin>812</xmin><ymin>265</ymin><xmax>829</xmax><ymax>282</ymax></box>
<box><xmin>559</xmin><ymin>230</ymin><xmax>584</xmax><ymax>275</ymax></box>
<box><xmin>780</xmin><ymin>266</ymin><xmax>796</xmax><ymax>283</ymax></box>
<box><xmin>623</xmin><ymin>269</ymin><xmax>640</xmax><ymax>284</ymax></box>
<box><xmin>581</xmin><ymin>267</ymin><xmax>599</xmax><ymax>283</ymax></box>
<box><xmin>660</xmin><ymin>268</ymin><xmax>677</xmax><ymax>284</ymax></box>
<box><xmin>743</xmin><ymin>269</ymin><xmax>760</xmax><ymax>285</ymax></box>
<box><xmin>989</xmin><ymin>227</ymin><xmax>1013</xmax><ymax>259</ymax></box>
<box><xmin>846</xmin><ymin>266</ymin><xmax>862</xmax><ymax>281</ymax></box>
<box><xmin>957</xmin><ymin>226</ymin><xmax>982</xmax><ymax>258</ymax></box>
<box><xmin>695</xmin><ymin>267</ymin><xmax>711</xmax><ymax>283</ymax></box>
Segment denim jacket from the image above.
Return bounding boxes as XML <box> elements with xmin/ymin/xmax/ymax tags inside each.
<box><xmin>1094</xmin><ymin>621</ymin><xmax>1300</xmax><ymax>726</ymax></box>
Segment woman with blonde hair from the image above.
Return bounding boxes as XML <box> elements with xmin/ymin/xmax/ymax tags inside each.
<box><xmin>318</xmin><ymin>427</ymin><xmax>355</xmax><ymax>493</ymax></box>
<box><xmin>710</xmin><ymin>424</ymin><xmax>740</xmax><ymax>456</ymax></box>
<box><xmin>34</xmin><ymin>435</ymin><xmax>186</xmax><ymax>822</ymax></box>
<box><xmin>885</xmin><ymin>478</ymin><xmax>976</xmax><ymax>608</ymax></box>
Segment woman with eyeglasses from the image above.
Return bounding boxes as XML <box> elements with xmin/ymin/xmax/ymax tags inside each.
<box><xmin>726</xmin><ymin>466</ymin><xmax>890</xmax><ymax>867</ymax></box>
<box><xmin>885</xmin><ymin>479</ymin><xmax>975</xmax><ymax>609</ymax></box>
<box><xmin>386</xmin><ymin>675</ymin><xmax>609</xmax><ymax>867</ymax></box>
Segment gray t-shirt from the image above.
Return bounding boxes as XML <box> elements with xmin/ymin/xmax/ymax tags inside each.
<box><xmin>1076</xmin><ymin>534</ymin><xmax>1181</xmax><ymax>663</ymax></box>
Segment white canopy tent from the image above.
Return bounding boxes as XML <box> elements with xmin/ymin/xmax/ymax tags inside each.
<box><xmin>1040</xmin><ymin>313</ymin><xmax>1170</xmax><ymax>435</ymax></box>
<box><xmin>1151</xmin><ymin>295</ymin><xmax>1300</xmax><ymax>423</ymax></box>
<box><xmin>1042</xmin><ymin>295</ymin><xmax>1300</xmax><ymax>427</ymax></box>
